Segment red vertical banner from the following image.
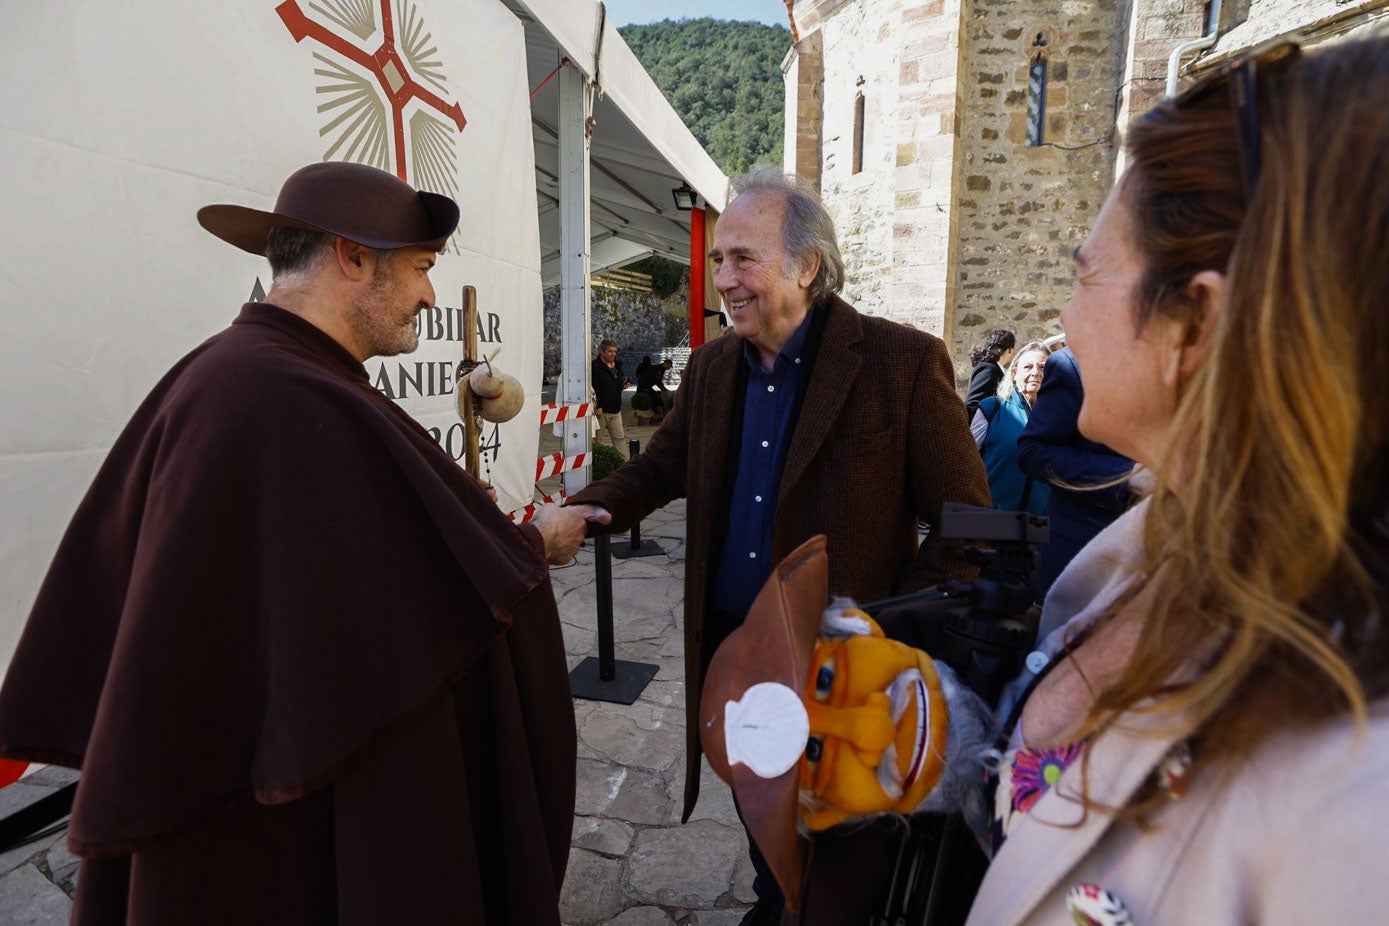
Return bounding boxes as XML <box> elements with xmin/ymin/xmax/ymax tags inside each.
<box><xmin>688</xmin><ymin>204</ymin><xmax>706</xmax><ymax>349</ymax></box>
<box><xmin>0</xmin><ymin>758</ymin><xmax>27</xmax><ymax>788</ymax></box>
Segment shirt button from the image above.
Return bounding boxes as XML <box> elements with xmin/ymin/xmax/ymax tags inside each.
<box><xmin>761</xmin><ymin>440</ymin><xmax>769</xmax><ymax>448</ymax></box>
<box><xmin>1025</xmin><ymin>651</ymin><xmax>1049</xmax><ymax>674</ymax></box>
<box><xmin>767</xmin><ymin>385</ymin><xmax>775</xmax><ymax>392</ymax></box>
<box><xmin>755</xmin><ymin>495</ymin><xmax>763</xmax><ymax>503</ymax></box>
<box><xmin>749</xmin><ymin>551</ymin><xmax>757</xmax><ymax>559</ymax></box>
<box><xmin>794</xmin><ymin>357</ymin><xmax>801</xmax><ymax>364</ymax></box>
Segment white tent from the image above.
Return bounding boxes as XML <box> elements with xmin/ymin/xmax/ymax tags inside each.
<box><xmin>0</xmin><ymin>0</ymin><xmax>727</xmax><ymax>678</ymax></box>
<box><xmin>508</xmin><ymin>0</ymin><xmax>729</xmax><ymax>282</ymax></box>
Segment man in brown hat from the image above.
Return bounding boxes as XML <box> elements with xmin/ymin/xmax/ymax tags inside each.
<box><xmin>0</xmin><ymin>161</ymin><xmax>601</xmax><ymax>924</ymax></box>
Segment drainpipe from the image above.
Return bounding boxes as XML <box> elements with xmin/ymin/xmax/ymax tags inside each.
<box><xmin>1166</xmin><ymin>0</ymin><xmax>1222</xmax><ymax>97</ymax></box>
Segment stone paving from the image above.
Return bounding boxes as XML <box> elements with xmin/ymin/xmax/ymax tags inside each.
<box><xmin>553</xmin><ymin>496</ymin><xmax>758</xmax><ymax>926</ymax></box>
<box><xmin>0</xmin><ymin>421</ymin><xmax>756</xmax><ymax>924</ymax></box>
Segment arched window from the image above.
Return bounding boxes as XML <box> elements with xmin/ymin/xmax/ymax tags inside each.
<box><xmin>1025</xmin><ymin>33</ymin><xmax>1049</xmax><ymax>147</ymax></box>
<box><xmin>852</xmin><ymin>90</ymin><xmax>865</xmax><ymax>174</ymax></box>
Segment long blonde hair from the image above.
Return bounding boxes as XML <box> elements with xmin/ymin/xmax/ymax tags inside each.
<box><xmin>1084</xmin><ymin>37</ymin><xmax>1389</xmax><ymax>803</ymax></box>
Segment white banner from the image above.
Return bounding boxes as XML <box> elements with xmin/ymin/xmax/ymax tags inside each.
<box><xmin>0</xmin><ymin>0</ymin><xmax>543</xmax><ymax>672</ymax></box>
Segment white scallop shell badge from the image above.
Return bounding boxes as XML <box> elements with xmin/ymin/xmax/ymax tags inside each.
<box><xmin>724</xmin><ymin>682</ymin><xmax>811</xmax><ymax>778</ymax></box>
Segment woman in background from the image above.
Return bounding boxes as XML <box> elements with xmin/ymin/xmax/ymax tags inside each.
<box><xmin>971</xmin><ymin>340</ymin><xmax>1049</xmax><ymax>515</ymax></box>
<box><xmin>963</xmin><ymin>328</ymin><xmax>1015</xmax><ymax>421</ymax></box>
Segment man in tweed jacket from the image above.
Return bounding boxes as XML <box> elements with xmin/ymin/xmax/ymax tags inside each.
<box><xmin>567</xmin><ymin>170</ymin><xmax>989</xmax><ymax>921</ymax></box>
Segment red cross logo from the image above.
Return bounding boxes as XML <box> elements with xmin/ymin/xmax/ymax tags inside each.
<box><xmin>276</xmin><ymin>0</ymin><xmax>466</xmax><ymax>182</ymax></box>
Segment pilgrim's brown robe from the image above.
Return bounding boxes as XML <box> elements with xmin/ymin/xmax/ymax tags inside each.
<box><xmin>0</xmin><ymin>303</ymin><xmax>574</xmax><ymax>924</ymax></box>
<box><xmin>568</xmin><ymin>296</ymin><xmax>991</xmax><ymax>821</ymax></box>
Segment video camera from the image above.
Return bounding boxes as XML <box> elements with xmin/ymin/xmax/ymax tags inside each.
<box><xmin>870</xmin><ymin>503</ymin><xmax>1048</xmax><ymax>704</ymax></box>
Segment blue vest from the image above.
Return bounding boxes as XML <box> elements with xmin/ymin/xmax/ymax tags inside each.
<box><xmin>979</xmin><ymin>391</ymin><xmax>1050</xmax><ymax>515</ymax></box>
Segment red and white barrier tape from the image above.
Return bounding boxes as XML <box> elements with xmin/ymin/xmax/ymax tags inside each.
<box><xmin>538</xmin><ymin>402</ymin><xmax>594</xmax><ymax>425</ymax></box>
<box><xmin>535</xmin><ymin>451</ymin><xmax>588</xmax><ymax>481</ymax></box>
<box><xmin>509</xmin><ymin>487</ymin><xmax>567</xmax><ymax>524</ymax></box>
<box><xmin>507</xmin><ymin>405</ymin><xmax>594</xmax><ymax>523</ymax></box>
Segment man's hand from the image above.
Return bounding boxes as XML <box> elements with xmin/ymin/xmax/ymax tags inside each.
<box><xmin>530</xmin><ymin>503</ymin><xmax>612</xmax><ymax>565</ymax></box>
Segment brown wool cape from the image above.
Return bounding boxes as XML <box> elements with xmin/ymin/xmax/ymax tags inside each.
<box><xmin>0</xmin><ymin>303</ymin><xmax>575</xmax><ymax>925</ymax></box>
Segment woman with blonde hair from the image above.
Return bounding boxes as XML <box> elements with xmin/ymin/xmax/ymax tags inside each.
<box><xmin>968</xmin><ymin>36</ymin><xmax>1389</xmax><ymax>924</ymax></box>
<box><xmin>970</xmin><ymin>340</ymin><xmax>1050</xmax><ymax>515</ymax></box>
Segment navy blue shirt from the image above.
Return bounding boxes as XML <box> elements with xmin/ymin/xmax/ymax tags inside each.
<box><xmin>712</xmin><ymin>312</ymin><xmax>815</xmax><ymax>618</ymax></box>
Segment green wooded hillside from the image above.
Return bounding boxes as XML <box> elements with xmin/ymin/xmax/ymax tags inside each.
<box><xmin>619</xmin><ymin>17</ymin><xmax>790</xmax><ymax>175</ymax></box>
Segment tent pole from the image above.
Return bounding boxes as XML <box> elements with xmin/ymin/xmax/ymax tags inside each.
<box><xmin>688</xmin><ymin>203</ymin><xmax>706</xmax><ymax>349</ymax></box>
<box><xmin>558</xmin><ymin>60</ymin><xmax>592</xmax><ymax>496</ymax></box>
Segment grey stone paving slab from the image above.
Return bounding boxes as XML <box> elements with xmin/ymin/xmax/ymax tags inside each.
<box><xmin>16</xmin><ymin>768</ymin><xmax>78</xmax><ymax>789</ymax></box>
<box><xmin>572</xmin><ymin>816</ymin><xmax>635</xmax><ymax>857</ymax></box>
<box><xmin>625</xmin><ymin>821</ymin><xmax>745</xmax><ymax>909</ymax></box>
<box><xmin>692</xmin><ymin>910</ymin><xmax>755</xmax><ymax>926</ymax></box>
<box><xmin>579</xmin><ymin>707</ymin><xmax>684</xmax><ymax>773</ymax></box>
<box><xmin>562</xmin><ymin>621</ymin><xmax>599</xmax><ymax>659</ymax></box>
<box><xmin>0</xmin><ymin>863</ymin><xmax>72</xmax><ymax>924</ymax></box>
<box><xmin>574</xmin><ymin>759</ymin><xmax>632</xmax><ymax>817</ymax></box>
<box><xmin>0</xmin><ymin>783</ymin><xmax>58</xmax><ymax>820</ymax></box>
<box><xmin>44</xmin><ymin>839</ymin><xmax>79</xmax><ymax>896</ymax></box>
<box><xmin>679</xmin><ymin>760</ymin><xmax>740</xmax><ymax>827</ymax></box>
<box><xmin>730</xmin><ymin>850</ymin><xmax>758</xmax><ymax>904</ymax></box>
<box><xmin>560</xmin><ymin>848</ymin><xmax>628</xmax><ymax>925</ymax></box>
<box><xmin>636</xmin><ymin>677</ymin><xmax>683</xmax><ymax>710</ymax></box>
<box><xmin>603</xmin><ymin>906</ymin><xmax>676</xmax><ymax>925</ymax></box>
<box><xmin>561</xmin><ymin>576</ymin><xmax>684</xmax><ymax>634</ymax></box>
<box><xmin>0</xmin><ymin>829</ymin><xmax>65</xmax><ymax>879</ymax></box>
<box><xmin>575</xmin><ymin>759</ymin><xmax>675</xmax><ymax>826</ymax></box>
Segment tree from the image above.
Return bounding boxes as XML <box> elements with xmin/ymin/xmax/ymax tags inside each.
<box><xmin>618</xmin><ymin>18</ymin><xmax>789</xmax><ymax>176</ymax></box>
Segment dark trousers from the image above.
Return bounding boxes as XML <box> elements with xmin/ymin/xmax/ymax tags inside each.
<box><xmin>709</xmin><ymin>607</ymin><xmax>785</xmax><ymax>909</ymax></box>
<box><xmin>733</xmin><ymin>792</ymin><xmax>785</xmax><ymax>908</ymax></box>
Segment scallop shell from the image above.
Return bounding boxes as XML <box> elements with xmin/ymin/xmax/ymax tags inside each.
<box><xmin>724</xmin><ymin>682</ymin><xmax>810</xmax><ymax>779</ymax></box>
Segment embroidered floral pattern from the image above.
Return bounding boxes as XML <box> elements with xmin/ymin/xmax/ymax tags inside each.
<box><xmin>992</xmin><ymin>740</ymin><xmax>1087</xmax><ymax>848</ymax></box>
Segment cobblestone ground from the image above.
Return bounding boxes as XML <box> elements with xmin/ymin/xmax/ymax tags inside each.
<box><xmin>2</xmin><ymin>422</ymin><xmax>755</xmax><ymax>924</ymax></box>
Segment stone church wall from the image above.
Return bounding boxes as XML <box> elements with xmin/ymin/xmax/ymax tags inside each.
<box><xmin>948</xmin><ymin>0</ymin><xmax>1133</xmax><ymax>367</ymax></box>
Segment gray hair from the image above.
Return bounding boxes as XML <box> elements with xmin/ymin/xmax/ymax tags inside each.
<box><xmin>597</xmin><ymin>339</ymin><xmax>618</xmax><ymax>352</ymax></box>
<box><xmin>998</xmin><ymin>341</ymin><xmax>1049</xmax><ymax>401</ymax></box>
<box><xmin>730</xmin><ymin>168</ymin><xmax>845</xmax><ymax>303</ymax></box>
<box><xmin>265</xmin><ymin>226</ymin><xmax>335</xmax><ymax>281</ymax></box>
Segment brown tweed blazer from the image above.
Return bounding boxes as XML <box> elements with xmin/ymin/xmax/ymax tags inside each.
<box><xmin>568</xmin><ymin>296</ymin><xmax>990</xmax><ymax>819</ymax></box>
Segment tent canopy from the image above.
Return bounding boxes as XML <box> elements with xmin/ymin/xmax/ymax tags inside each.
<box><xmin>505</xmin><ymin>0</ymin><xmax>729</xmax><ymax>285</ymax></box>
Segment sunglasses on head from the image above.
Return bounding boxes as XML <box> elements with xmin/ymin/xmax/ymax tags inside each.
<box><xmin>1174</xmin><ymin>37</ymin><xmax>1302</xmax><ymax>198</ymax></box>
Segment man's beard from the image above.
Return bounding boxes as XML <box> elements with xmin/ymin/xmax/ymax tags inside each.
<box><xmin>350</xmin><ymin>260</ymin><xmax>420</xmax><ymax>358</ymax></box>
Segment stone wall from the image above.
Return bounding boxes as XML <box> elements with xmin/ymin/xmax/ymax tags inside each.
<box><xmin>947</xmin><ymin>0</ymin><xmax>1132</xmax><ymax>372</ymax></box>
<box><xmin>889</xmin><ymin>0</ymin><xmax>971</xmax><ymax>337</ymax></box>
<box><xmin>783</xmin><ymin>30</ymin><xmax>825</xmax><ymax>189</ymax></box>
<box><xmin>809</xmin><ymin>0</ymin><xmax>901</xmax><ymax>317</ymax></box>
<box><xmin>542</xmin><ymin>285</ymin><xmax>687</xmax><ymax>383</ymax></box>
<box><xmin>791</xmin><ymin>0</ymin><xmax>970</xmax><ymax>335</ymax></box>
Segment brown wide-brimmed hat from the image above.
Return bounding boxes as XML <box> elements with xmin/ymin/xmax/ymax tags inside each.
<box><xmin>197</xmin><ymin>161</ymin><xmax>459</xmax><ymax>255</ymax></box>
<box><xmin>700</xmin><ymin>535</ymin><xmax>828</xmax><ymax>916</ymax></box>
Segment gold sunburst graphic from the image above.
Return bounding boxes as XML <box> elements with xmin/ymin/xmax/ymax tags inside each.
<box><xmin>279</xmin><ymin>0</ymin><xmax>467</xmax><ymax>250</ymax></box>
<box><xmin>315</xmin><ymin>53</ymin><xmax>391</xmax><ymax>170</ymax></box>
<box><xmin>307</xmin><ymin>0</ymin><xmax>375</xmax><ymax>40</ymax></box>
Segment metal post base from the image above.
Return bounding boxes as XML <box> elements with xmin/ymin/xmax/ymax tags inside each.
<box><xmin>569</xmin><ymin>657</ymin><xmax>659</xmax><ymax>704</ymax></box>
<box><xmin>610</xmin><ymin>539</ymin><xmax>666</xmax><ymax>559</ymax></box>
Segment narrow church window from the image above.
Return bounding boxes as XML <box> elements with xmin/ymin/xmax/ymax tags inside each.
<box><xmin>1025</xmin><ymin>33</ymin><xmax>1049</xmax><ymax>147</ymax></box>
<box><xmin>852</xmin><ymin>91</ymin><xmax>866</xmax><ymax>174</ymax></box>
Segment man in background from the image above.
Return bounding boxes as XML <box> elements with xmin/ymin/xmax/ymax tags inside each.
<box><xmin>592</xmin><ymin>338</ymin><xmax>630</xmax><ymax>459</ymax></box>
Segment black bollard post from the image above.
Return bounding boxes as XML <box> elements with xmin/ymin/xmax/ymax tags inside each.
<box><xmin>569</xmin><ymin>533</ymin><xmax>658</xmax><ymax>704</ymax></box>
<box><xmin>594</xmin><ymin>534</ymin><xmax>616</xmax><ymax>681</ymax></box>
<box><xmin>611</xmin><ymin>439</ymin><xmax>666</xmax><ymax>560</ymax></box>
